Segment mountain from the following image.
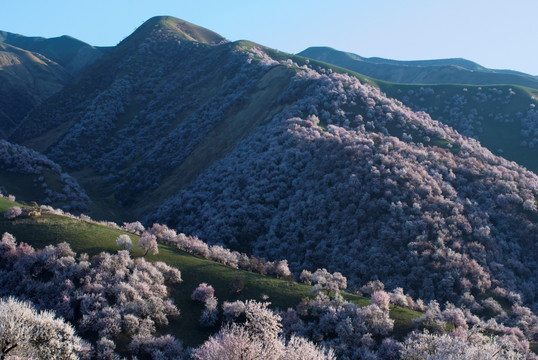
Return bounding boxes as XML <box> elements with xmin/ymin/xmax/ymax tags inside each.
<box><xmin>0</xmin><ymin>30</ymin><xmax>107</xmax><ymax>75</ymax></box>
<box><xmin>298</xmin><ymin>46</ymin><xmax>538</xmax><ymax>89</ymax></box>
<box><xmin>11</xmin><ymin>16</ymin><xmax>295</xmax><ymax>220</ymax></box>
<box><xmin>0</xmin><ymin>42</ymin><xmax>69</xmax><ymax>137</ymax></box>
<box><xmin>10</xmin><ymin>15</ymin><xmax>538</xmax><ymax>320</ymax></box>
<box><xmin>0</xmin><ymin>31</ymin><xmax>108</xmax><ymax>138</ymax></box>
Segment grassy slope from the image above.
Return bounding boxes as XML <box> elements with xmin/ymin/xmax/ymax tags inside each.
<box><xmin>0</xmin><ymin>197</ymin><xmax>420</xmax><ymax>346</ymax></box>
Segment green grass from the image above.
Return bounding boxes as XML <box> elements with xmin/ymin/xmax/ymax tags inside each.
<box><xmin>0</xmin><ymin>197</ymin><xmax>421</xmax><ymax>346</ymax></box>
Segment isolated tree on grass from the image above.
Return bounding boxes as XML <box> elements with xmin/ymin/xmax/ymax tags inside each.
<box><xmin>138</xmin><ymin>232</ymin><xmax>159</xmax><ymax>256</ymax></box>
<box><xmin>116</xmin><ymin>234</ymin><xmax>133</xmax><ymax>251</ymax></box>
<box><xmin>0</xmin><ymin>296</ymin><xmax>84</xmax><ymax>360</ymax></box>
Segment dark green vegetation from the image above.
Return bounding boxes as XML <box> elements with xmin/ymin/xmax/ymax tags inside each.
<box><xmin>299</xmin><ymin>46</ymin><xmax>538</xmax><ymax>89</ymax></box>
<box><xmin>0</xmin><ymin>197</ymin><xmax>420</xmax><ymax>346</ymax></box>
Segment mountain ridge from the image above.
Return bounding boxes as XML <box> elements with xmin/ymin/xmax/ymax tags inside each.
<box><xmin>299</xmin><ymin>46</ymin><xmax>538</xmax><ymax>88</ymax></box>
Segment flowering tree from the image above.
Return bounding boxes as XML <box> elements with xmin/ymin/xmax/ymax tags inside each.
<box><xmin>0</xmin><ymin>296</ymin><xmax>84</xmax><ymax>359</ymax></box>
<box><xmin>401</xmin><ymin>329</ymin><xmax>526</xmax><ymax>360</ymax></box>
<box><xmin>4</xmin><ymin>206</ymin><xmax>22</xmax><ymax>220</ymax></box>
<box><xmin>116</xmin><ymin>234</ymin><xmax>133</xmax><ymax>251</ymax></box>
<box><xmin>138</xmin><ymin>233</ymin><xmax>159</xmax><ymax>256</ymax></box>
<box><xmin>191</xmin><ymin>283</ymin><xmax>215</xmax><ymax>303</ymax></box>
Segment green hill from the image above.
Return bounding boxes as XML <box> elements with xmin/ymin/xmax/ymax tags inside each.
<box><xmin>0</xmin><ymin>197</ymin><xmax>421</xmax><ymax>346</ymax></box>
<box><xmin>299</xmin><ymin>46</ymin><xmax>538</xmax><ymax>89</ymax></box>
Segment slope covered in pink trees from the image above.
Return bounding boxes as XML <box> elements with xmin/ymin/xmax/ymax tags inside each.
<box><xmin>148</xmin><ymin>62</ymin><xmax>538</xmax><ymax>317</ymax></box>
<box><xmin>0</xmin><ymin>139</ymin><xmax>89</xmax><ymax>210</ymax></box>
<box><xmin>5</xmin><ymin>16</ymin><xmax>538</xmax><ymax>357</ymax></box>
<box><xmin>0</xmin><ymin>233</ymin><xmax>183</xmax><ymax>359</ymax></box>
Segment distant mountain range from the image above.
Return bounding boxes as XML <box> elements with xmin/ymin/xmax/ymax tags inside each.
<box><xmin>299</xmin><ymin>46</ymin><xmax>538</xmax><ymax>89</ymax></box>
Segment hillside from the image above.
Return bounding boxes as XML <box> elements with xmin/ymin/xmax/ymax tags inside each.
<box><xmin>0</xmin><ymin>31</ymin><xmax>108</xmax><ymax>138</ymax></box>
<box><xmin>8</xmin><ymin>15</ymin><xmax>538</xmax><ymax>324</ymax></box>
<box><xmin>299</xmin><ymin>46</ymin><xmax>538</xmax><ymax>89</ymax></box>
<box><xmin>0</xmin><ymin>139</ymin><xmax>89</xmax><ymax>210</ymax></box>
<box><xmin>0</xmin><ymin>42</ymin><xmax>69</xmax><ymax>137</ymax></box>
<box><xmin>0</xmin><ymin>197</ymin><xmax>420</xmax><ymax>347</ymax></box>
<box><xmin>0</xmin><ymin>30</ymin><xmax>107</xmax><ymax>75</ymax></box>
<box><xmin>294</xmin><ymin>51</ymin><xmax>538</xmax><ymax>174</ymax></box>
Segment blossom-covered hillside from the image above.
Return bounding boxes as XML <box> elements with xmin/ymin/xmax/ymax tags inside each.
<box><xmin>10</xmin><ymin>15</ymin><xmax>538</xmax><ymax>324</ymax></box>
<box><xmin>148</xmin><ymin>66</ymin><xmax>538</xmax><ymax>314</ymax></box>
<box><xmin>0</xmin><ymin>139</ymin><xmax>89</xmax><ymax>210</ymax></box>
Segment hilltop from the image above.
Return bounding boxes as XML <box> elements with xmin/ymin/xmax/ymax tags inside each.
<box><xmin>0</xmin><ymin>30</ymin><xmax>107</xmax><ymax>75</ymax></box>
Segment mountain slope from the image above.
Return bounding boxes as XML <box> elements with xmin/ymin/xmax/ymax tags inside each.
<box><xmin>10</xmin><ymin>16</ymin><xmax>538</xmax><ymax>317</ymax></box>
<box><xmin>299</xmin><ymin>46</ymin><xmax>538</xmax><ymax>89</ymax></box>
<box><xmin>0</xmin><ymin>42</ymin><xmax>69</xmax><ymax>137</ymax></box>
<box><xmin>0</xmin><ymin>139</ymin><xmax>89</xmax><ymax>210</ymax></box>
<box><xmin>0</xmin><ymin>31</ymin><xmax>108</xmax><ymax>138</ymax></box>
<box><xmin>295</xmin><ymin>51</ymin><xmax>538</xmax><ymax>174</ymax></box>
<box><xmin>0</xmin><ymin>30</ymin><xmax>107</xmax><ymax>75</ymax></box>
<box><xmin>0</xmin><ymin>196</ymin><xmax>421</xmax><ymax>347</ymax></box>
<box><xmin>11</xmin><ymin>16</ymin><xmax>293</xmax><ymax>220</ymax></box>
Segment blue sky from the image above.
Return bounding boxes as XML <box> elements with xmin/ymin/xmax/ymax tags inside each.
<box><xmin>2</xmin><ymin>0</ymin><xmax>537</xmax><ymax>75</ymax></box>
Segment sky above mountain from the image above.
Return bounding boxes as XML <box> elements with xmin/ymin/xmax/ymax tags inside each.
<box><xmin>1</xmin><ymin>0</ymin><xmax>537</xmax><ymax>76</ymax></box>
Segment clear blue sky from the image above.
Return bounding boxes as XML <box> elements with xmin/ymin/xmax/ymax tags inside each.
<box><xmin>1</xmin><ymin>0</ymin><xmax>537</xmax><ymax>75</ymax></box>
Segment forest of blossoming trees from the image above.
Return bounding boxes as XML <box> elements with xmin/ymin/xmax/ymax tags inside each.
<box><xmin>1</xmin><ymin>16</ymin><xmax>538</xmax><ymax>359</ymax></box>
<box><xmin>148</xmin><ymin>64</ymin><xmax>538</xmax><ymax>316</ymax></box>
<box><xmin>1</xmin><ymin>216</ymin><xmax>536</xmax><ymax>359</ymax></box>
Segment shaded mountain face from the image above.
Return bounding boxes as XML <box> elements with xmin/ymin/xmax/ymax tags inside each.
<box><xmin>0</xmin><ymin>31</ymin><xmax>107</xmax><ymax>75</ymax></box>
<box><xmin>0</xmin><ymin>31</ymin><xmax>107</xmax><ymax>138</ymax></box>
<box><xmin>0</xmin><ymin>42</ymin><xmax>69</xmax><ymax>137</ymax></box>
<box><xmin>299</xmin><ymin>47</ymin><xmax>538</xmax><ymax>89</ymax></box>
<box><xmin>11</xmin><ymin>16</ymin><xmax>293</xmax><ymax>220</ymax></box>
<box><xmin>12</xmin><ymin>16</ymin><xmax>538</xmax><ymax>312</ymax></box>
